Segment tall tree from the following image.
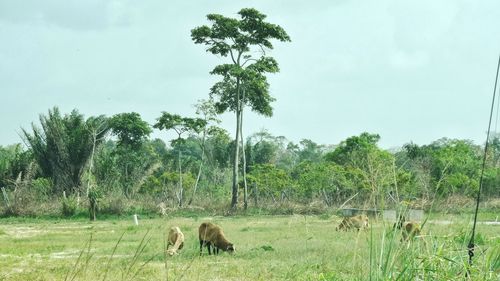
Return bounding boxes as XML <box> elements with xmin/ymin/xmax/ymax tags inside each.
<box><xmin>109</xmin><ymin>112</ymin><xmax>152</xmax><ymax>149</ymax></box>
<box><xmin>325</xmin><ymin>132</ymin><xmax>395</xmax><ymax>205</ymax></box>
<box><xmin>109</xmin><ymin>112</ymin><xmax>154</xmax><ymax>197</ymax></box>
<box><xmin>192</xmin><ymin>8</ymin><xmax>291</xmax><ymax>209</ymax></box>
<box><xmin>188</xmin><ymin>99</ymin><xmax>220</xmax><ymax>205</ymax></box>
<box><xmin>85</xmin><ymin>116</ymin><xmax>108</xmax><ymax>221</ymax></box>
<box><xmin>154</xmin><ymin>112</ymin><xmax>206</xmax><ymax>206</ymax></box>
<box><xmin>298</xmin><ymin>139</ymin><xmax>324</xmax><ymax>163</ymax></box>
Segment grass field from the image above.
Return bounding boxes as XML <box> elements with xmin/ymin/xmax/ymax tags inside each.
<box><xmin>0</xmin><ymin>213</ymin><xmax>499</xmax><ymax>280</ymax></box>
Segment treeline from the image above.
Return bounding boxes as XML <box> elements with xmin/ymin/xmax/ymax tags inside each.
<box><xmin>1</xmin><ymin>106</ymin><xmax>499</xmax><ymax>218</ymax></box>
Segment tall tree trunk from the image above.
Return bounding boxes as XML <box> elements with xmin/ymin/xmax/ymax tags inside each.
<box><xmin>231</xmin><ymin>107</ymin><xmax>241</xmax><ymax>209</ymax></box>
<box><xmin>231</xmin><ymin>79</ymin><xmax>242</xmax><ymax>209</ymax></box>
<box><xmin>239</xmin><ymin>107</ymin><xmax>248</xmax><ymax>210</ymax></box>
<box><xmin>178</xmin><ymin>149</ymin><xmax>183</xmax><ymax>207</ymax></box>
<box><xmin>321</xmin><ymin>188</ymin><xmax>331</xmax><ymax>207</ymax></box>
<box><xmin>87</xmin><ymin>129</ymin><xmax>97</xmax><ymax>221</ymax></box>
<box><xmin>239</xmin><ymin>87</ymin><xmax>248</xmax><ymax>210</ymax></box>
<box><xmin>125</xmin><ymin>162</ymin><xmax>129</xmax><ymax>198</ymax></box>
<box><xmin>253</xmin><ymin>183</ymin><xmax>259</xmax><ymax>207</ymax></box>
<box><xmin>86</xmin><ymin>131</ymin><xmax>97</xmax><ymax>196</ymax></box>
<box><xmin>89</xmin><ymin>196</ymin><xmax>97</xmax><ymax>221</ymax></box>
<box><xmin>189</xmin><ymin>129</ymin><xmax>207</xmax><ymax>205</ymax></box>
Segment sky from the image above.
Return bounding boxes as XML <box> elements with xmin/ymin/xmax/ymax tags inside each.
<box><xmin>1</xmin><ymin>0</ymin><xmax>500</xmax><ymax>149</ymax></box>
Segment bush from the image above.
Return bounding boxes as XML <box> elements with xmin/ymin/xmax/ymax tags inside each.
<box><xmin>102</xmin><ymin>196</ymin><xmax>127</xmax><ymax>215</ymax></box>
<box><xmin>61</xmin><ymin>195</ymin><xmax>78</xmax><ymax>217</ymax></box>
<box><xmin>31</xmin><ymin>178</ymin><xmax>52</xmax><ymax>199</ymax></box>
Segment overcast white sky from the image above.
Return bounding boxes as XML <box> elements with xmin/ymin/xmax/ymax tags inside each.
<box><xmin>1</xmin><ymin>0</ymin><xmax>500</xmax><ymax>149</ymax></box>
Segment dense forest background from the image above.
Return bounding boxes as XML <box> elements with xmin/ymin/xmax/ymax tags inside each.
<box><xmin>1</xmin><ymin>9</ymin><xmax>499</xmax><ymax>219</ymax></box>
<box><xmin>1</xmin><ymin>105</ymin><xmax>500</xmax><ymax>218</ymax></box>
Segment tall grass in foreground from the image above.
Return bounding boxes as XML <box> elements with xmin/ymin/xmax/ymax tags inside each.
<box><xmin>359</xmin><ymin>204</ymin><xmax>500</xmax><ymax>280</ymax></box>
<box><xmin>335</xmin><ymin>194</ymin><xmax>500</xmax><ymax>281</ymax></box>
<box><xmin>63</xmin><ymin>230</ymin><xmax>159</xmax><ymax>281</ymax></box>
<box><xmin>365</xmin><ymin>225</ymin><xmax>500</xmax><ymax>280</ymax></box>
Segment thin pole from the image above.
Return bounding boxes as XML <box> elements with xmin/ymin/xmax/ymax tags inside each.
<box><xmin>467</xmin><ymin>54</ymin><xmax>500</xmax><ymax>275</ymax></box>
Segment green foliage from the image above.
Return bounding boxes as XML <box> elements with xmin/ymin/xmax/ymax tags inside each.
<box><xmin>22</xmin><ymin>107</ymin><xmax>109</xmax><ymax>195</ymax></box>
<box><xmin>205</xmin><ymin>127</ymin><xmax>232</xmax><ymax>169</ymax></box>
<box><xmin>325</xmin><ymin>132</ymin><xmax>395</xmax><ymax>202</ymax></box>
<box><xmin>159</xmin><ymin>171</ymin><xmax>195</xmax><ymax>192</ymax></box>
<box><xmin>61</xmin><ymin>195</ymin><xmax>78</xmax><ymax>217</ymax></box>
<box><xmin>248</xmin><ymin>164</ymin><xmax>293</xmax><ymax>202</ymax></box>
<box><xmin>401</xmin><ymin>138</ymin><xmax>482</xmax><ymax>197</ymax></box>
<box><xmin>325</xmin><ymin>132</ymin><xmax>381</xmax><ymax>165</ymax></box>
<box><xmin>100</xmin><ymin>192</ymin><xmax>128</xmax><ymax>215</ymax></box>
<box><xmin>154</xmin><ymin>112</ymin><xmax>207</xmax><ymax>206</ymax></box>
<box><xmin>245</xmin><ymin>130</ymin><xmax>281</xmax><ymax>167</ymax></box>
<box><xmin>94</xmin><ymin>139</ymin><xmax>162</xmax><ymax>198</ymax></box>
<box><xmin>294</xmin><ymin>162</ymin><xmax>352</xmax><ymax>202</ymax></box>
<box><xmin>154</xmin><ymin>112</ymin><xmax>206</xmax><ymax>140</ymax></box>
<box><xmin>31</xmin><ymin>177</ymin><xmax>52</xmax><ymax>199</ymax></box>
<box><xmin>109</xmin><ymin>112</ymin><xmax>151</xmax><ymax>148</ymax></box>
<box><xmin>88</xmin><ymin>187</ymin><xmax>103</xmax><ymax>201</ymax></box>
<box><xmin>0</xmin><ymin>144</ymin><xmax>33</xmax><ymax>188</ymax></box>
<box><xmin>298</xmin><ymin>139</ymin><xmax>324</xmax><ymax>163</ymax></box>
<box><xmin>3</xmin><ymin>101</ymin><xmax>498</xmax><ymax>217</ymax></box>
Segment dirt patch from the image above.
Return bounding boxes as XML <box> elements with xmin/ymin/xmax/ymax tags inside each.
<box><xmin>429</xmin><ymin>220</ymin><xmax>500</xmax><ymax>225</ymax></box>
<box><xmin>4</xmin><ymin>226</ymin><xmax>48</xmax><ymax>238</ymax></box>
<box><xmin>50</xmin><ymin>250</ymin><xmax>81</xmax><ymax>259</ymax></box>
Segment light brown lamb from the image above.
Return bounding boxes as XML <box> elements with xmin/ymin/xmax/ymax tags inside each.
<box><xmin>166</xmin><ymin>226</ymin><xmax>184</xmax><ymax>256</ymax></box>
<box><xmin>199</xmin><ymin>222</ymin><xmax>234</xmax><ymax>255</ymax></box>
<box><xmin>336</xmin><ymin>214</ymin><xmax>369</xmax><ymax>231</ymax></box>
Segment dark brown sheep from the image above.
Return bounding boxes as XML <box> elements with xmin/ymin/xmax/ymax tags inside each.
<box><xmin>401</xmin><ymin>221</ymin><xmax>421</xmax><ymax>241</ymax></box>
<box><xmin>199</xmin><ymin>222</ymin><xmax>234</xmax><ymax>255</ymax></box>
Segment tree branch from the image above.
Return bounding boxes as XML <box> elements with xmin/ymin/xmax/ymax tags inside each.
<box><xmin>241</xmin><ymin>57</ymin><xmax>258</xmax><ymax>67</ymax></box>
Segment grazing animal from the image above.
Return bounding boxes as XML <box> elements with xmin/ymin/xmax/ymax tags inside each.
<box><xmin>401</xmin><ymin>221</ymin><xmax>421</xmax><ymax>241</ymax></box>
<box><xmin>166</xmin><ymin>226</ymin><xmax>184</xmax><ymax>256</ymax></box>
<box><xmin>336</xmin><ymin>214</ymin><xmax>369</xmax><ymax>231</ymax></box>
<box><xmin>199</xmin><ymin>222</ymin><xmax>235</xmax><ymax>255</ymax></box>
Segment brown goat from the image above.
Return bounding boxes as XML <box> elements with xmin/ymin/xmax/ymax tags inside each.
<box><xmin>401</xmin><ymin>221</ymin><xmax>421</xmax><ymax>241</ymax></box>
<box><xmin>166</xmin><ymin>226</ymin><xmax>184</xmax><ymax>256</ymax></box>
<box><xmin>199</xmin><ymin>222</ymin><xmax>234</xmax><ymax>255</ymax></box>
<box><xmin>336</xmin><ymin>214</ymin><xmax>369</xmax><ymax>231</ymax></box>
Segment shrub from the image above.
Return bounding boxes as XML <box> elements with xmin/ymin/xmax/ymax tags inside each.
<box><xmin>102</xmin><ymin>195</ymin><xmax>127</xmax><ymax>215</ymax></box>
<box><xmin>61</xmin><ymin>195</ymin><xmax>78</xmax><ymax>217</ymax></box>
<box><xmin>31</xmin><ymin>177</ymin><xmax>52</xmax><ymax>199</ymax></box>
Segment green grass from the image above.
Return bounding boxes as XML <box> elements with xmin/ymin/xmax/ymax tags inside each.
<box><xmin>0</xmin><ymin>214</ymin><xmax>499</xmax><ymax>280</ymax></box>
